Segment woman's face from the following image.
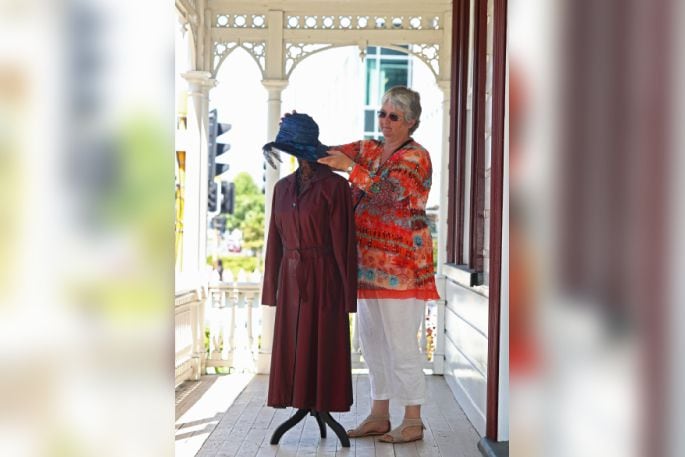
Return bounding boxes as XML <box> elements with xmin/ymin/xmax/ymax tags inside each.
<box><xmin>379</xmin><ymin>101</ymin><xmax>415</xmax><ymax>141</ymax></box>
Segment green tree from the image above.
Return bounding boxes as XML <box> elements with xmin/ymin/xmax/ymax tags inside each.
<box><xmin>242</xmin><ymin>210</ymin><xmax>265</xmax><ymax>252</ymax></box>
<box><xmin>225</xmin><ymin>172</ymin><xmax>265</xmax><ymax>253</ymax></box>
<box><xmin>225</xmin><ymin>173</ymin><xmax>261</xmax><ymax>227</ymax></box>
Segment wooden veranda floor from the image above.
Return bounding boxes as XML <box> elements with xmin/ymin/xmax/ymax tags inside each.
<box><xmin>176</xmin><ymin>373</ymin><xmax>481</xmax><ymax>457</ymax></box>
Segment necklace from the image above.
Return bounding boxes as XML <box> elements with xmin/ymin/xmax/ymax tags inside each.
<box><xmin>380</xmin><ymin>138</ymin><xmax>413</xmax><ymax>166</ymax></box>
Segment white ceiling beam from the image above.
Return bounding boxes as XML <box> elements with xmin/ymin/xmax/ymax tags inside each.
<box><xmin>212</xmin><ymin>28</ymin><xmax>442</xmax><ymax>44</ymax></box>
<box><xmin>208</xmin><ymin>0</ymin><xmax>451</xmax><ymax>15</ymax></box>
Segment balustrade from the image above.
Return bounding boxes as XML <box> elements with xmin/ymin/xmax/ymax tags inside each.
<box><xmin>175</xmin><ymin>288</ymin><xmax>205</xmax><ymax>386</ymax></box>
<box><xmin>205</xmin><ymin>282</ymin><xmax>262</xmax><ymax>373</ymax></box>
<box><xmin>175</xmin><ymin>281</ymin><xmax>445</xmax><ymax>378</ymax></box>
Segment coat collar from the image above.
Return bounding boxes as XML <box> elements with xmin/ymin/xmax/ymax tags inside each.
<box><xmin>283</xmin><ymin>165</ymin><xmax>334</xmax><ymax>196</ymax></box>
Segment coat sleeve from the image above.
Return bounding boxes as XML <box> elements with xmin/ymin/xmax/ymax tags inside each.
<box><xmin>261</xmin><ymin>188</ymin><xmax>282</xmax><ymax>306</ymax></box>
<box><xmin>330</xmin><ymin>179</ymin><xmax>358</xmax><ymax>313</ymax></box>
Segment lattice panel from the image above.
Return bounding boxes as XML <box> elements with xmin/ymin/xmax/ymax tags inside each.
<box><xmin>216</xmin><ymin>13</ymin><xmax>267</xmax><ymax>28</ymax></box>
<box><xmin>208</xmin><ymin>10</ymin><xmax>447</xmax><ymax>79</ymax></box>
<box><xmin>243</xmin><ymin>42</ymin><xmax>266</xmax><ymax>70</ymax></box>
<box><xmin>285</xmin><ymin>14</ymin><xmax>441</xmax><ymax>30</ymax></box>
<box><xmin>213</xmin><ymin>42</ymin><xmax>238</xmax><ymax>74</ymax></box>
<box><xmin>213</xmin><ymin>41</ymin><xmax>267</xmax><ymax>76</ymax></box>
<box><xmin>411</xmin><ymin>43</ymin><xmax>441</xmax><ymax>76</ymax></box>
<box><xmin>285</xmin><ymin>43</ymin><xmax>335</xmax><ymax>76</ymax></box>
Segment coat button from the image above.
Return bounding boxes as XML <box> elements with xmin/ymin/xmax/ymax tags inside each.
<box><xmin>292</xmin><ymin>202</ymin><xmax>296</xmax><ymax>207</ymax></box>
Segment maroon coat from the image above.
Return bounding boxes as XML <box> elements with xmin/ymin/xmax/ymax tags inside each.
<box><xmin>262</xmin><ymin>166</ymin><xmax>357</xmax><ymax>412</ymax></box>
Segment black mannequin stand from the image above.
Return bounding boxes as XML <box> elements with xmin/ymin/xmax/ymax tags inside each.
<box><xmin>270</xmin><ymin>408</ymin><xmax>350</xmax><ymax>447</ymax></box>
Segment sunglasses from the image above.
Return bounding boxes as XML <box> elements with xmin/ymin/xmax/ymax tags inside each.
<box><xmin>377</xmin><ymin>110</ymin><xmax>403</xmax><ymax>122</ymax></box>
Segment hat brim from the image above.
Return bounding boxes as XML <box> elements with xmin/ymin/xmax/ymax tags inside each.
<box><xmin>266</xmin><ymin>141</ymin><xmax>329</xmax><ymax>162</ymax></box>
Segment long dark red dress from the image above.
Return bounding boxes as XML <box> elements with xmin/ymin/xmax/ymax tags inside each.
<box><xmin>262</xmin><ymin>166</ymin><xmax>357</xmax><ymax>412</ymax></box>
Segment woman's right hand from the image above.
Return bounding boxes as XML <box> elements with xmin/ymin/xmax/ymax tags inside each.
<box><xmin>317</xmin><ymin>150</ymin><xmax>354</xmax><ymax>172</ymax></box>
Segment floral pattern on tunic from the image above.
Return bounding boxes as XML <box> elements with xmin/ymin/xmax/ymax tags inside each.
<box><xmin>336</xmin><ymin>139</ymin><xmax>440</xmax><ymax>300</ymax></box>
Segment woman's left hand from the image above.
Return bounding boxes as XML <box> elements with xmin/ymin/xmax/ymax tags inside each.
<box><xmin>317</xmin><ymin>150</ymin><xmax>353</xmax><ymax>171</ymax></box>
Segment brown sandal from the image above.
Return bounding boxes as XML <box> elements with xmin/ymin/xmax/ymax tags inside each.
<box><xmin>347</xmin><ymin>414</ymin><xmax>391</xmax><ymax>438</ymax></box>
<box><xmin>377</xmin><ymin>418</ymin><xmax>425</xmax><ymax>443</ymax></box>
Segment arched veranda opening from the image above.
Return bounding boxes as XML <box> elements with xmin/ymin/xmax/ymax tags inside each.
<box><xmin>211</xmin><ymin>44</ymin><xmax>444</xmax><ymax>237</ymax></box>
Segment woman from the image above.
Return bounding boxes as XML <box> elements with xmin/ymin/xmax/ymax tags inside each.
<box><xmin>318</xmin><ymin>86</ymin><xmax>440</xmax><ymax>443</ymax></box>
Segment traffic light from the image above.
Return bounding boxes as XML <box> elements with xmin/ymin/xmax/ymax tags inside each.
<box><xmin>210</xmin><ymin>214</ymin><xmax>226</xmax><ymax>231</ymax></box>
<box><xmin>208</xmin><ymin>181</ymin><xmax>218</xmax><ymax>212</ymax></box>
<box><xmin>208</xmin><ymin>109</ymin><xmax>231</xmax><ymax>181</ymax></box>
<box><xmin>221</xmin><ymin>181</ymin><xmax>235</xmax><ymax>214</ymax></box>
<box><xmin>215</xmin><ymin>121</ymin><xmax>231</xmax><ymax>178</ymax></box>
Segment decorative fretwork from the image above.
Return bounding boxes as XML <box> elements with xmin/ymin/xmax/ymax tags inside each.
<box><xmin>213</xmin><ymin>41</ymin><xmax>266</xmax><ymax>77</ymax></box>
<box><xmin>321</xmin><ymin>16</ymin><xmax>335</xmax><ymax>29</ymax></box>
<box><xmin>213</xmin><ymin>42</ymin><xmax>238</xmax><ymax>75</ymax></box>
<box><xmin>215</xmin><ymin>13</ymin><xmax>267</xmax><ymax>28</ymax></box>
<box><xmin>208</xmin><ymin>11</ymin><xmax>446</xmax><ymax>80</ymax></box>
<box><xmin>410</xmin><ymin>43</ymin><xmax>441</xmax><ymax>76</ymax></box>
<box><xmin>282</xmin><ymin>40</ymin><xmax>442</xmax><ymax>79</ymax></box>
<box><xmin>285</xmin><ymin>43</ymin><xmax>335</xmax><ymax>77</ymax></box>
<box><xmin>243</xmin><ymin>42</ymin><xmax>266</xmax><ymax>70</ymax></box>
<box><xmin>409</xmin><ymin>16</ymin><xmax>423</xmax><ymax>29</ymax></box>
<box><xmin>285</xmin><ymin>14</ymin><xmax>442</xmax><ymax>30</ymax></box>
<box><xmin>339</xmin><ymin>16</ymin><xmax>353</xmax><ymax>29</ymax></box>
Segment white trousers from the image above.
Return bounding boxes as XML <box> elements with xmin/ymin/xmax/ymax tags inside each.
<box><xmin>357</xmin><ymin>298</ymin><xmax>426</xmax><ymax>406</ymax></box>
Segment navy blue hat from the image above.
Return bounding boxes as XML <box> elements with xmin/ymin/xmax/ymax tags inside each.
<box><xmin>262</xmin><ymin>113</ymin><xmax>329</xmax><ymax>168</ymax></box>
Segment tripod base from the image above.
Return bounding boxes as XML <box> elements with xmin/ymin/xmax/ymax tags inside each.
<box><xmin>270</xmin><ymin>408</ymin><xmax>350</xmax><ymax>448</ymax></box>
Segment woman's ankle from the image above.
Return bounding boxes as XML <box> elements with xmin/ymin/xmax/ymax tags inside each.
<box><xmin>403</xmin><ymin>404</ymin><xmax>421</xmax><ymax>421</ymax></box>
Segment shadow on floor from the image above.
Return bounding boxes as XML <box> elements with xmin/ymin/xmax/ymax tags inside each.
<box><xmin>175</xmin><ymin>375</ymin><xmax>220</xmax><ymax>419</ymax></box>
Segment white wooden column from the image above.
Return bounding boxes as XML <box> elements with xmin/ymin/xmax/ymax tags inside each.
<box><xmin>257</xmin><ymin>78</ymin><xmax>288</xmax><ymax>374</ymax></box>
<box><xmin>181</xmin><ymin>70</ymin><xmax>216</xmax><ymax>277</ymax></box>
<box><xmin>262</xmin><ymin>79</ymin><xmax>289</xmax><ymax>223</ymax></box>
<box><xmin>437</xmin><ymin>79</ymin><xmax>451</xmax><ymax>274</ymax></box>
<box><xmin>257</xmin><ymin>10</ymin><xmax>288</xmax><ymax>374</ymax></box>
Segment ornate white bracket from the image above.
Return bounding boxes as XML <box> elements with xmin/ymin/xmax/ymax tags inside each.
<box><xmin>212</xmin><ymin>41</ymin><xmax>267</xmax><ymax>78</ymax></box>
<box><xmin>175</xmin><ymin>0</ymin><xmax>199</xmax><ymax>48</ymax></box>
<box><xmin>178</xmin><ymin>15</ymin><xmax>189</xmax><ymax>37</ymax></box>
<box><xmin>410</xmin><ymin>43</ymin><xmax>441</xmax><ymax>78</ymax></box>
<box><xmin>284</xmin><ymin>43</ymin><xmax>335</xmax><ymax>78</ymax></box>
<box><xmin>284</xmin><ymin>42</ymin><xmax>440</xmax><ymax>80</ymax></box>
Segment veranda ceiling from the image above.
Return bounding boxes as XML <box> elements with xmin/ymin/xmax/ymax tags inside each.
<box><xmin>176</xmin><ymin>0</ymin><xmax>453</xmax><ymax>82</ymax></box>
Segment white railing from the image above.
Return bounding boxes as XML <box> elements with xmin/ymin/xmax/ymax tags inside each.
<box><xmin>175</xmin><ymin>288</ymin><xmax>205</xmax><ymax>386</ymax></box>
<box><xmin>200</xmin><ymin>280</ymin><xmax>446</xmax><ymax>375</ymax></box>
<box><xmin>205</xmin><ymin>282</ymin><xmax>262</xmax><ymax>373</ymax></box>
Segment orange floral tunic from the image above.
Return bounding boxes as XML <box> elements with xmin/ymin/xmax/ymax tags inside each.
<box><xmin>336</xmin><ymin>139</ymin><xmax>439</xmax><ymax>300</ymax></box>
